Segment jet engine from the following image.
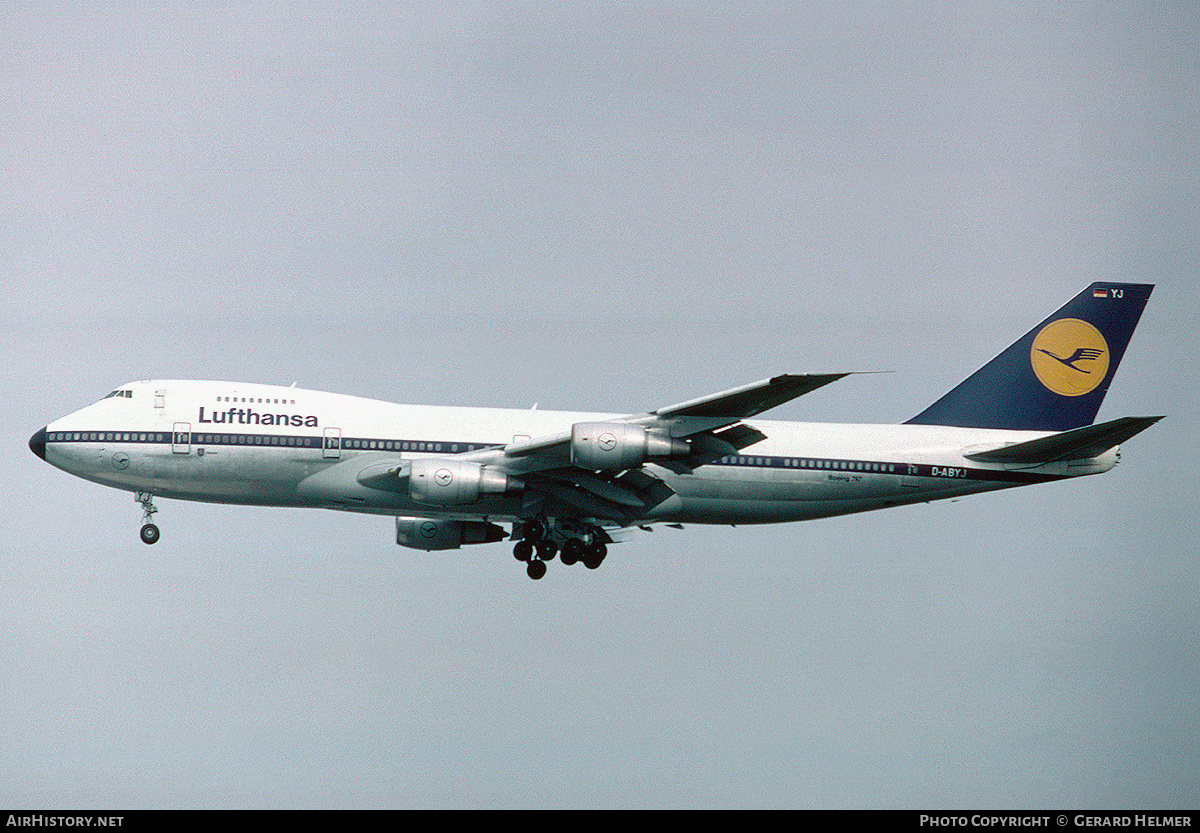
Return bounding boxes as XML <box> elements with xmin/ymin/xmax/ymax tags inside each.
<box><xmin>395</xmin><ymin>516</ymin><xmax>507</xmax><ymax>551</ymax></box>
<box><xmin>570</xmin><ymin>422</ymin><xmax>689</xmax><ymax>471</ymax></box>
<box><xmin>408</xmin><ymin>458</ymin><xmax>516</xmax><ymax>505</ymax></box>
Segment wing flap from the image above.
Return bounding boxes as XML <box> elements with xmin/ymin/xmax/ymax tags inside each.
<box><xmin>549</xmin><ymin>469</ymin><xmax>647</xmax><ymax>507</ymax></box>
<box><xmin>535</xmin><ymin>468</ymin><xmax>676</xmax><ymax>522</ymax></box>
<box><xmin>655</xmin><ymin>423</ymin><xmax>770</xmax><ymax>474</ymax></box>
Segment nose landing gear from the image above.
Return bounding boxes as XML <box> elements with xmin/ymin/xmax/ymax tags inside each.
<box><xmin>136</xmin><ymin>492</ymin><xmax>160</xmax><ymax>545</ymax></box>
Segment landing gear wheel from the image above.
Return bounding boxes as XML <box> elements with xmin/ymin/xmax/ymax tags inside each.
<box><xmin>582</xmin><ymin>542</ymin><xmax>607</xmax><ymax>570</ymax></box>
<box><xmin>513</xmin><ymin>540</ymin><xmax>534</xmax><ymax>562</ymax></box>
<box><xmin>526</xmin><ymin>559</ymin><xmax>547</xmax><ymax>580</ymax></box>
<box><xmin>140</xmin><ymin>523</ymin><xmax>160</xmax><ymax>545</ymax></box>
<box><xmin>560</xmin><ymin>538</ymin><xmax>585</xmax><ymax>566</ymax></box>
<box><xmin>536</xmin><ymin>541</ymin><xmax>558</xmax><ymax>561</ymax></box>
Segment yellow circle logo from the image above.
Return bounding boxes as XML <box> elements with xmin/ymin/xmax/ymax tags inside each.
<box><xmin>1030</xmin><ymin>318</ymin><xmax>1109</xmax><ymax>396</ymax></box>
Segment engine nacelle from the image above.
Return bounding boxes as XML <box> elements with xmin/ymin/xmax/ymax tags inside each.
<box><xmin>570</xmin><ymin>422</ymin><xmax>689</xmax><ymax>471</ymax></box>
<box><xmin>409</xmin><ymin>458</ymin><xmax>515</xmax><ymax>505</ymax></box>
<box><xmin>396</xmin><ymin>516</ymin><xmax>506</xmax><ymax>551</ymax></box>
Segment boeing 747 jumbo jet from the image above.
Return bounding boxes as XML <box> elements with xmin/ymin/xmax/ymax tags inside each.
<box><xmin>30</xmin><ymin>283</ymin><xmax>1160</xmax><ymax>579</ymax></box>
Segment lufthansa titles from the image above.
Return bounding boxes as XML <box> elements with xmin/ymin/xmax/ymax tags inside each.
<box><xmin>198</xmin><ymin>406</ymin><xmax>318</xmax><ymax>427</ymax></box>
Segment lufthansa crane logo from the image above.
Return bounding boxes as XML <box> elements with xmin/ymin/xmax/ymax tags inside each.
<box><xmin>434</xmin><ymin>468</ymin><xmax>454</xmax><ymax>487</ymax></box>
<box><xmin>1030</xmin><ymin>318</ymin><xmax>1109</xmax><ymax>397</ymax></box>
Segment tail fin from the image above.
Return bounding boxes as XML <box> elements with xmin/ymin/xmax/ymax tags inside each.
<box><xmin>905</xmin><ymin>283</ymin><xmax>1154</xmax><ymax>431</ymax></box>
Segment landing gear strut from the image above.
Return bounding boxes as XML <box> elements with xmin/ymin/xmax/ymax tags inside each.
<box><xmin>136</xmin><ymin>492</ymin><xmax>160</xmax><ymax>545</ymax></box>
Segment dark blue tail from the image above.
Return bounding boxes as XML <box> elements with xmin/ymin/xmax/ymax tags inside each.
<box><xmin>905</xmin><ymin>283</ymin><xmax>1153</xmax><ymax>431</ymax></box>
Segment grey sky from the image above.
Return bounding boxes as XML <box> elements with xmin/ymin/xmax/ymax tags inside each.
<box><xmin>3</xmin><ymin>1</ymin><xmax>1198</xmax><ymax>808</ymax></box>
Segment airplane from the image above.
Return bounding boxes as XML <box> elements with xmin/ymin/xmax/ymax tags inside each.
<box><xmin>29</xmin><ymin>282</ymin><xmax>1161</xmax><ymax>580</ymax></box>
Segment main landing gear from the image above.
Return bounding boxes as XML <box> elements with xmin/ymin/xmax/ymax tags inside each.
<box><xmin>511</xmin><ymin>518</ymin><xmax>608</xmax><ymax>580</ymax></box>
<box><xmin>136</xmin><ymin>492</ymin><xmax>160</xmax><ymax>545</ymax></box>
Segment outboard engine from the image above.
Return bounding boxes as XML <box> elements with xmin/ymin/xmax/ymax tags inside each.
<box><xmin>570</xmin><ymin>422</ymin><xmax>689</xmax><ymax>471</ymax></box>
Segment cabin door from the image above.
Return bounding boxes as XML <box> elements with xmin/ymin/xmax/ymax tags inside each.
<box><xmin>172</xmin><ymin>422</ymin><xmax>191</xmax><ymax>455</ymax></box>
<box><xmin>323</xmin><ymin>427</ymin><xmax>342</xmax><ymax>459</ymax></box>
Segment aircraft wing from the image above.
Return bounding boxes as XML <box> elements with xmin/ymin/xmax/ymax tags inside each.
<box><xmin>649</xmin><ymin>373</ymin><xmax>849</xmax><ymax>419</ymax></box>
<box><xmin>444</xmin><ymin>373</ymin><xmax>851</xmax><ymax>521</ymax></box>
<box><xmin>352</xmin><ymin>374</ymin><xmax>850</xmax><ymax>522</ymax></box>
<box><xmin>475</xmin><ymin>373</ymin><xmax>849</xmax><ymax>471</ymax></box>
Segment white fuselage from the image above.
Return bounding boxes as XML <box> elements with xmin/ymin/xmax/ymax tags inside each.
<box><xmin>37</xmin><ymin>379</ymin><xmax>1116</xmax><ymax>527</ymax></box>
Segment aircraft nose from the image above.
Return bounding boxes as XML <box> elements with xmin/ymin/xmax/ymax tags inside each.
<box><xmin>29</xmin><ymin>427</ymin><xmax>47</xmax><ymax>460</ymax></box>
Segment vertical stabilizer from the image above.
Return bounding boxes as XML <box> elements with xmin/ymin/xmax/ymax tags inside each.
<box><xmin>905</xmin><ymin>283</ymin><xmax>1153</xmax><ymax>431</ymax></box>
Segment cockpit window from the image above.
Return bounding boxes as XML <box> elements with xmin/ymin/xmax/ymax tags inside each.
<box><xmin>102</xmin><ymin>389</ymin><xmax>132</xmax><ymax>400</ymax></box>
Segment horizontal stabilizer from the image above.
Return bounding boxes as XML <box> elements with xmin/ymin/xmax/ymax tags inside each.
<box><xmin>964</xmin><ymin>416</ymin><xmax>1163</xmax><ymax>464</ymax></box>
